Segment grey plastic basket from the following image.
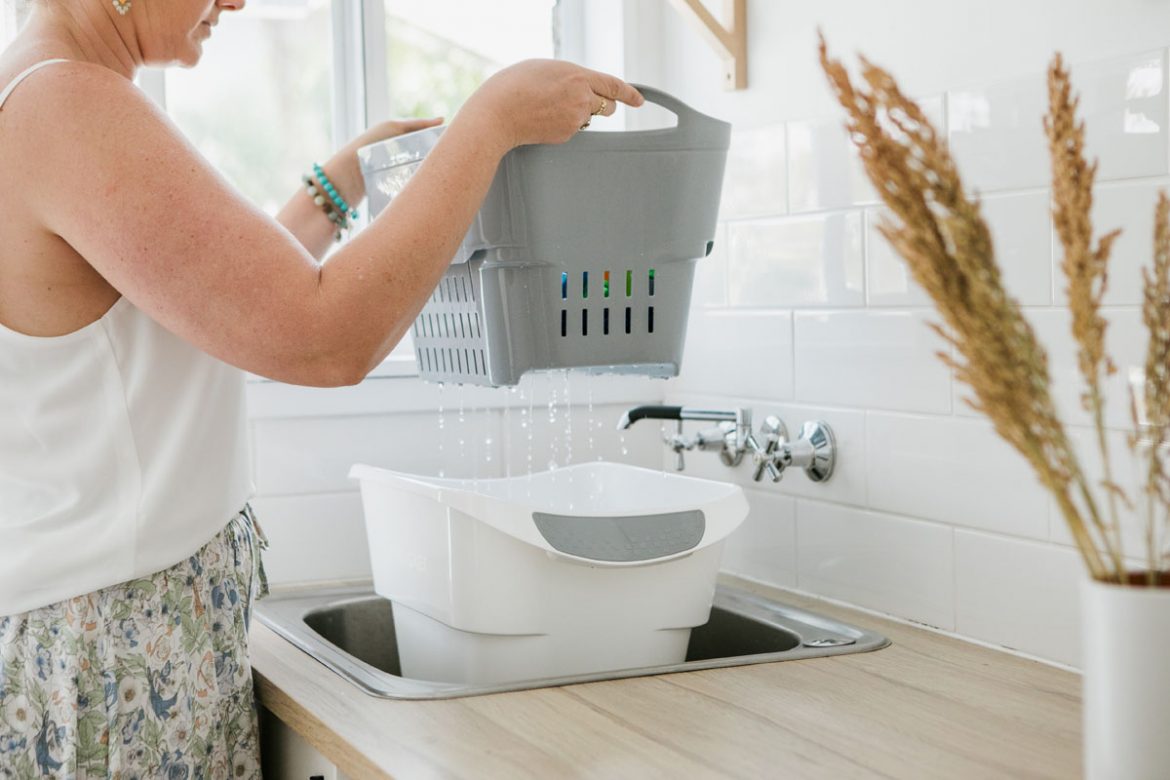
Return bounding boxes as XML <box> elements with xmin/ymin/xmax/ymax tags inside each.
<box><xmin>358</xmin><ymin>86</ymin><xmax>730</xmax><ymax>387</ymax></box>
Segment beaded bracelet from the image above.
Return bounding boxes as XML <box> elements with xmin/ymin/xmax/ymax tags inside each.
<box><xmin>312</xmin><ymin>162</ymin><xmax>359</xmax><ymax>221</ymax></box>
<box><xmin>302</xmin><ymin>171</ymin><xmax>350</xmax><ymax>243</ymax></box>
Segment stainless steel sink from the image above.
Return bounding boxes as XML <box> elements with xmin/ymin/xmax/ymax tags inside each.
<box><xmin>255</xmin><ymin>584</ymin><xmax>889</xmax><ymax>700</ymax></box>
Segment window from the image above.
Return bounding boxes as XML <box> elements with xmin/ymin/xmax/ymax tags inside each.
<box><xmin>377</xmin><ymin>0</ymin><xmax>555</xmax><ymax>121</ymax></box>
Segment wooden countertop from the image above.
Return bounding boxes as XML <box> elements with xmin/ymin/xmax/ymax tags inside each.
<box><xmin>250</xmin><ymin>575</ymin><xmax>1082</xmax><ymax>779</ymax></box>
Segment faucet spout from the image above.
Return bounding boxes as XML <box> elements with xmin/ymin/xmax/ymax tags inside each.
<box><xmin>616</xmin><ymin>405</ymin><xmax>746</xmax><ymax>430</ymax></box>
<box><xmin>616</xmin><ymin>405</ymin><xmax>685</xmax><ymax>430</ymax></box>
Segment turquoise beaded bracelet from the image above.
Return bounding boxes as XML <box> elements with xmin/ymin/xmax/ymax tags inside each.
<box><xmin>312</xmin><ymin>162</ymin><xmax>359</xmax><ymax>221</ymax></box>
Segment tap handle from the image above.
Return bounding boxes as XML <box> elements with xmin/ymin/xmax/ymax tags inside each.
<box><xmin>747</xmin><ymin>433</ymin><xmax>780</xmax><ymax>482</ymax></box>
<box><xmin>750</xmin><ymin>416</ymin><xmax>788</xmax><ymax>482</ymax></box>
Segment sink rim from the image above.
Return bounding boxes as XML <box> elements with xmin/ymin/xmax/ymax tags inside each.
<box><xmin>255</xmin><ymin>583</ymin><xmax>890</xmax><ymax>700</ymax></box>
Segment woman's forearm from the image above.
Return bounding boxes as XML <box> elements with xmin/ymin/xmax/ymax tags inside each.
<box><xmin>311</xmin><ymin>109</ymin><xmax>511</xmax><ymax>380</ymax></box>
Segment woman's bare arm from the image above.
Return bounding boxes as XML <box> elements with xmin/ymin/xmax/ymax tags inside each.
<box><xmin>9</xmin><ymin>59</ymin><xmax>641</xmax><ymax>387</ymax></box>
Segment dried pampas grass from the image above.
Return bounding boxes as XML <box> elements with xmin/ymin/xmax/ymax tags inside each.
<box><xmin>819</xmin><ymin>35</ymin><xmax>1170</xmax><ymax>584</ymax></box>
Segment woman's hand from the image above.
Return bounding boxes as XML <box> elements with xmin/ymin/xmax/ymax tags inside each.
<box><xmin>459</xmin><ymin>59</ymin><xmax>644</xmax><ymax>151</ymax></box>
<box><xmin>347</xmin><ymin>117</ymin><xmax>446</xmax><ymax>158</ymax></box>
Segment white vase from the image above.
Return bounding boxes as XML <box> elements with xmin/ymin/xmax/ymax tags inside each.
<box><xmin>1082</xmin><ymin>576</ymin><xmax>1170</xmax><ymax>780</ymax></box>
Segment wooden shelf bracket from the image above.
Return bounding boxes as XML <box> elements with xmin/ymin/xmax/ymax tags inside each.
<box><xmin>665</xmin><ymin>0</ymin><xmax>748</xmax><ymax>90</ymax></box>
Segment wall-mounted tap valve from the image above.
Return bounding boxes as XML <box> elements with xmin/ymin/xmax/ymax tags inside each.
<box><xmin>618</xmin><ymin>405</ymin><xmax>836</xmax><ymax>484</ymax></box>
<box><xmin>746</xmin><ymin>417</ymin><xmax>836</xmax><ymax>483</ymax></box>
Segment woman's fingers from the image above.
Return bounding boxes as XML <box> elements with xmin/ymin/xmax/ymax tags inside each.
<box><xmin>582</xmin><ymin>73</ymin><xmax>642</xmax><ymax>127</ymax></box>
<box><xmin>386</xmin><ymin>117</ymin><xmax>444</xmax><ymax>136</ymax></box>
<box><xmin>588</xmin><ymin>72</ymin><xmax>644</xmax><ymax>108</ymax></box>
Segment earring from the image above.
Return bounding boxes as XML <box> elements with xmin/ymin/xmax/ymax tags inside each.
<box><xmin>112</xmin><ymin>0</ymin><xmax>132</xmax><ymax>15</ymax></box>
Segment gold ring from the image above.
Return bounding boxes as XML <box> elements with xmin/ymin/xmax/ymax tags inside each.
<box><xmin>593</xmin><ymin>98</ymin><xmax>607</xmax><ymax>116</ymax></box>
<box><xmin>579</xmin><ymin>119</ymin><xmax>591</xmax><ymax>131</ymax></box>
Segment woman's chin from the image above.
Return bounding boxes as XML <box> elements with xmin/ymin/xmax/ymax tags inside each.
<box><xmin>175</xmin><ymin>43</ymin><xmax>204</xmax><ymax>68</ymax></box>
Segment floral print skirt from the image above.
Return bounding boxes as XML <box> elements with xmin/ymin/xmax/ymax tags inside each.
<box><xmin>0</xmin><ymin>505</ymin><xmax>268</xmax><ymax>779</ymax></box>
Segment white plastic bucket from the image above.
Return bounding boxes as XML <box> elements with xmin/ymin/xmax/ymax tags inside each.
<box><xmin>349</xmin><ymin>462</ymin><xmax>748</xmax><ymax>684</ymax></box>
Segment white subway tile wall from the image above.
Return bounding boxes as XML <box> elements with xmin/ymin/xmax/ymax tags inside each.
<box><xmin>865</xmin><ymin>207</ymin><xmax>933</xmax><ymax>307</ymax></box>
<box><xmin>673</xmin><ymin>308</ymin><xmax>795</xmax><ymax>399</ymax></box>
<box><xmin>720</xmin><ymin>124</ymin><xmax>788</xmax><ymax>219</ymax></box>
<box><xmin>947</xmin><ymin>74</ymin><xmax>1051</xmax><ymax>193</ymax></box>
<box><xmin>954</xmin><ymin>531</ymin><xmax>1084</xmax><ymax>666</ymax></box>
<box><xmin>720</xmin><ymin>491</ymin><xmax>798</xmax><ymax>587</ymax></box>
<box><xmin>1050</xmin><ymin>426</ymin><xmax>1150</xmax><ymax>556</ymax></box>
<box><xmin>658</xmin><ymin>47</ymin><xmax>1168</xmax><ymax>667</ymax></box>
<box><xmin>793</xmin><ymin>310</ymin><xmax>952</xmax><ymax>414</ymax></box>
<box><xmin>786</xmin><ymin>116</ymin><xmax>876</xmax><ymax>213</ymax></box>
<box><xmin>247</xmin><ymin>47</ymin><xmax>1166</xmax><ymax>667</ymax></box>
<box><xmin>1086</xmin><ymin>179</ymin><xmax>1170</xmax><ymax>306</ymax></box>
<box><xmin>728</xmin><ymin>213</ymin><xmax>865</xmax><ymax>308</ymax></box>
<box><xmin>250</xmin><ymin>492</ymin><xmax>372</xmax><ymax>585</ymax></box>
<box><xmin>1003</xmin><ymin>307</ymin><xmax>1146</xmax><ymax>430</ymax></box>
<box><xmin>865</xmin><ymin>412</ymin><xmax>1050</xmax><ymax>540</ymax></box>
<box><xmin>797</xmin><ymin>500</ymin><xmax>955</xmax><ymax>630</ymax></box>
<box><xmin>979</xmin><ymin>192</ymin><xmax>1055</xmax><ymax>306</ymax></box>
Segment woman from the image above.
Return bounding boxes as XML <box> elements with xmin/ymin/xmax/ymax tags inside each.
<box><xmin>0</xmin><ymin>0</ymin><xmax>644</xmax><ymax>775</ymax></box>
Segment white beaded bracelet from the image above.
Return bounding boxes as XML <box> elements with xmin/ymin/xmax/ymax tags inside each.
<box><xmin>301</xmin><ymin>173</ymin><xmax>348</xmax><ymax>242</ymax></box>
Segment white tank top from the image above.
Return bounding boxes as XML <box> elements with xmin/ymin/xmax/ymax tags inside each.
<box><xmin>0</xmin><ymin>60</ymin><xmax>254</xmax><ymax>615</ymax></box>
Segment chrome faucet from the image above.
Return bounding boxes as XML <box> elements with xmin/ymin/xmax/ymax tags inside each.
<box><xmin>617</xmin><ymin>405</ymin><xmax>836</xmax><ymax>483</ymax></box>
<box><xmin>617</xmin><ymin>406</ymin><xmax>751</xmax><ymax>470</ymax></box>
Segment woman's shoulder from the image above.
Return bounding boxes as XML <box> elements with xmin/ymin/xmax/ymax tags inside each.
<box><xmin>0</xmin><ymin>55</ymin><xmax>141</xmax><ymax>115</ymax></box>
<box><xmin>0</xmin><ymin>54</ymin><xmax>170</xmax><ymax>189</ymax></box>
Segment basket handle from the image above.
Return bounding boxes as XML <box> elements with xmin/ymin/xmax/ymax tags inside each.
<box><xmin>628</xmin><ymin>84</ymin><xmax>729</xmax><ymax>146</ymax></box>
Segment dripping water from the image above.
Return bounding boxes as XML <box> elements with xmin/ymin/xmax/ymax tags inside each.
<box><xmin>457</xmin><ymin>385</ymin><xmax>466</xmax><ymax>473</ymax></box>
<box><xmin>503</xmin><ymin>385</ymin><xmax>517</xmax><ymax>480</ymax></box>
<box><xmin>546</xmin><ymin>372</ymin><xmax>558</xmax><ymax>473</ymax></box>
<box><xmin>563</xmin><ymin>369</ymin><xmax>573</xmax><ymax>469</ymax></box>
<box><xmin>563</xmin><ymin>370</ymin><xmax>573</xmax><ymax>511</ymax></box>
<box><xmin>586</xmin><ymin>375</ymin><xmax>596</xmax><ymax>460</ymax></box>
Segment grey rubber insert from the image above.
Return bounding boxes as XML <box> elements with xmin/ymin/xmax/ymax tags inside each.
<box><xmin>532</xmin><ymin>510</ymin><xmax>706</xmax><ymax>562</ymax></box>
